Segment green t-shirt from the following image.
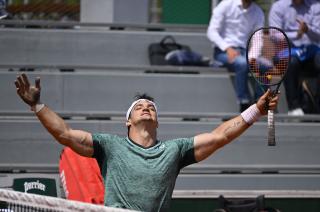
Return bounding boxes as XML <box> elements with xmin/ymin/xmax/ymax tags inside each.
<box><xmin>92</xmin><ymin>133</ymin><xmax>196</xmax><ymax>212</ymax></box>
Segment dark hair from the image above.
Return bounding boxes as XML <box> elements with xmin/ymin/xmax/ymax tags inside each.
<box><xmin>127</xmin><ymin>93</ymin><xmax>155</xmax><ymax>134</ymax></box>
<box><xmin>133</xmin><ymin>93</ymin><xmax>155</xmax><ymax>102</ymax></box>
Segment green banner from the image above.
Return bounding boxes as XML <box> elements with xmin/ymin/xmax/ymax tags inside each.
<box><xmin>13</xmin><ymin>178</ymin><xmax>57</xmax><ymax>197</ymax></box>
<box><xmin>162</xmin><ymin>0</ymin><xmax>211</xmax><ymax>24</ymax></box>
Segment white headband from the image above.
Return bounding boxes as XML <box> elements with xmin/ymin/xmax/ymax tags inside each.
<box><xmin>126</xmin><ymin>99</ymin><xmax>158</xmax><ymax>121</ymax></box>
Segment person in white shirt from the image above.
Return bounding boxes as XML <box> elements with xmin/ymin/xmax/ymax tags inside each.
<box><xmin>207</xmin><ymin>0</ymin><xmax>265</xmax><ymax>112</ymax></box>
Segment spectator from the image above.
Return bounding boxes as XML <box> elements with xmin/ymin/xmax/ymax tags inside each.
<box><xmin>207</xmin><ymin>0</ymin><xmax>265</xmax><ymax>112</ymax></box>
<box><xmin>0</xmin><ymin>0</ymin><xmax>8</xmax><ymax>20</ymax></box>
<box><xmin>269</xmin><ymin>0</ymin><xmax>320</xmax><ymax>115</ymax></box>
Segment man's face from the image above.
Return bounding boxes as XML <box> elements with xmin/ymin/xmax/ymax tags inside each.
<box><xmin>242</xmin><ymin>0</ymin><xmax>252</xmax><ymax>3</ymax></box>
<box><xmin>292</xmin><ymin>0</ymin><xmax>304</xmax><ymax>6</ymax></box>
<box><xmin>128</xmin><ymin>100</ymin><xmax>158</xmax><ymax>126</ymax></box>
<box><xmin>242</xmin><ymin>0</ymin><xmax>253</xmax><ymax>9</ymax></box>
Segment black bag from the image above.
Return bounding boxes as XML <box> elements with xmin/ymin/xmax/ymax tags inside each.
<box><xmin>148</xmin><ymin>35</ymin><xmax>191</xmax><ymax>65</ymax></box>
<box><xmin>300</xmin><ymin>78</ymin><xmax>320</xmax><ymax>114</ymax></box>
<box><xmin>213</xmin><ymin>195</ymin><xmax>281</xmax><ymax>212</ymax></box>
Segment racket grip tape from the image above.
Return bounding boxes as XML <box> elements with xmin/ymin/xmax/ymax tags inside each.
<box><xmin>267</xmin><ymin>110</ymin><xmax>276</xmax><ymax>146</ymax></box>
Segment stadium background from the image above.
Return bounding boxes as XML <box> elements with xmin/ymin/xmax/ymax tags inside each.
<box><xmin>5</xmin><ymin>0</ymin><xmax>271</xmax><ymax>24</ymax></box>
<box><xmin>0</xmin><ymin>0</ymin><xmax>320</xmax><ymax>211</ymax></box>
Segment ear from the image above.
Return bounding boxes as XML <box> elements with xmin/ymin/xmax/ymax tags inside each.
<box><xmin>126</xmin><ymin>120</ymin><xmax>131</xmax><ymax>127</ymax></box>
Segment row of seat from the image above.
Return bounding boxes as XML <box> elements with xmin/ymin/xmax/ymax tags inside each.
<box><xmin>1</xmin><ymin>118</ymin><xmax>319</xmax><ymax>171</ymax></box>
<box><xmin>0</xmin><ymin>71</ymin><xmax>289</xmax><ymax>114</ymax></box>
<box><xmin>1</xmin><ymin>118</ymin><xmax>319</xmax><ymax>190</ymax></box>
<box><xmin>0</xmin><ymin>24</ymin><xmax>292</xmax><ymax>113</ymax></box>
<box><xmin>0</xmin><ymin>27</ymin><xmax>211</xmax><ymax>68</ymax></box>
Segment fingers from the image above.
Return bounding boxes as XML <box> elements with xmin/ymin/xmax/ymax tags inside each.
<box><xmin>268</xmin><ymin>103</ymin><xmax>277</xmax><ymax>111</ymax></box>
<box><xmin>261</xmin><ymin>89</ymin><xmax>271</xmax><ymax>99</ymax></box>
<box><xmin>16</xmin><ymin>75</ymin><xmax>25</xmax><ymax>94</ymax></box>
<box><xmin>296</xmin><ymin>19</ymin><xmax>306</xmax><ymax>27</ymax></box>
<box><xmin>267</xmin><ymin>91</ymin><xmax>280</xmax><ymax>110</ymax></box>
<box><xmin>296</xmin><ymin>19</ymin><xmax>302</xmax><ymax>25</ymax></box>
<box><xmin>263</xmin><ymin>89</ymin><xmax>280</xmax><ymax>99</ymax></box>
<box><xmin>296</xmin><ymin>19</ymin><xmax>308</xmax><ymax>34</ymax></box>
<box><xmin>271</xmin><ymin>91</ymin><xmax>280</xmax><ymax>102</ymax></box>
<box><xmin>14</xmin><ymin>73</ymin><xmax>41</xmax><ymax>106</ymax></box>
<box><xmin>35</xmin><ymin>77</ymin><xmax>41</xmax><ymax>90</ymax></box>
<box><xmin>226</xmin><ymin>47</ymin><xmax>239</xmax><ymax>63</ymax></box>
<box><xmin>21</xmin><ymin>73</ymin><xmax>30</xmax><ymax>91</ymax></box>
<box><xmin>257</xmin><ymin>89</ymin><xmax>280</xmax><ymax>114</ymax></box>
<box><xmin>14</xmin><ymin>80</ymin><xmax>22</xmax><ymax>95</ymax></box>
<box><xmin>14</xmin><ymin>73</ymin><xmax>36</xmax><ymax>95</ymax></box>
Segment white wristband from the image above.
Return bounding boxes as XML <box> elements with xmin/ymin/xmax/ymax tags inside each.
<box><xmin>241</xmin><ymin>104</ymin><xmax>261</xmax><ymax>125</ymax></box>
<box><xmin>31</xmin><ymin>103</ymin><xmax>45</xmax><ymax>113</ymax></box>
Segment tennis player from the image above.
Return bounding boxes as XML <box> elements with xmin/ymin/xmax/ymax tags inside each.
<box><xmin>14</xmin><ymin>73</ymin><xmax>279</xmax><ymax>212</ymax></box>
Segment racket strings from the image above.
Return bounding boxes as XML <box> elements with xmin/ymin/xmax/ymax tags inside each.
<box><xmin>248</xmin><ymin>28</ymin><xmax>289</xmax><ymax>86</ymax></box>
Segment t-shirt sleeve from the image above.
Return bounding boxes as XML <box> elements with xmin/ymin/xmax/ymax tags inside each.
<box><xmin>176</xmin><ymin>137</ymin><xmax>197</xmax><ymax>169</ymax></box>
<box><xmin>92</xmin><ymin>133</ymin><xmax>111</xmax><ymax>171</ymax></box>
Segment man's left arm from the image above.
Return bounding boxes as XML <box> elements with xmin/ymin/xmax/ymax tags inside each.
<box><xmin>193</xmin><ymin>90</ymin><xmax>279</xmax><ymax>162</ymax></box>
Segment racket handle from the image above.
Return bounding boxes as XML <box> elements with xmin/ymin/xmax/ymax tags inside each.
<box><xmin>267</xmin><ymin>110</ymin><xmax>276</xmax><ymax>146</ymax></box>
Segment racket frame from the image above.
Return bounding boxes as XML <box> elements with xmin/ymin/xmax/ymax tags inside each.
<box><xmin>246</xmin><ymin>27</ymin><xmax>291</xmax><ymax>146</ymax></box>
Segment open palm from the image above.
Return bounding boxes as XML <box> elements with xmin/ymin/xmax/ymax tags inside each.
<box><xmin>14</xmin><ymin>73</ymin><xmax>41</xmax><ymax>106</ymax></box>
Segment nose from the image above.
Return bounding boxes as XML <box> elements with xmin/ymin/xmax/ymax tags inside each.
<box><xmin>142</xmin><ymin>107</ymin><xmax>150</xmax><ymax>112</ymax></box>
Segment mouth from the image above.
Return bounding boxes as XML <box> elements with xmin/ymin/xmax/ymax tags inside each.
<box><xmin>141</xmin><ymin>113</ymin><xmax>151</xmax><ymax>116</ymax></box>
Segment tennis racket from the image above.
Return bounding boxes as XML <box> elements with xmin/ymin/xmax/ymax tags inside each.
<box><xmin>246</xmin><ymin>27</ymin><xmax>291</xmax><ymax>146</ymax></box>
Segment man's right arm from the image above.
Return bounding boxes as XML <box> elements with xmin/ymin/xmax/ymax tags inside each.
<box><xmin>36</xmin><ymin>105</ymin><xmax>94</xmax><ymax>157</ymax></box>
<box><xmin>14</xmin><ymin>73</ymin><xmax>94</xmax><ymax>157</ymax></box>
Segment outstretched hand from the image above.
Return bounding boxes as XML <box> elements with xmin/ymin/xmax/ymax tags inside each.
<box><xmin>14</xmin><ymin>73</ymin><xmax>41</xmax><ymax>107</ymax></box>
<box><xmin>256</xmin><ymin>89</ymin><xmax>279</xmax><ymax>115</ymax></box>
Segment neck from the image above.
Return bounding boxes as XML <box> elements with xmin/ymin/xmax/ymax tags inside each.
<box><xmin>128</xmin><ymin>125</ymin><xmax>157</xmax><ymax>148</ymax></box>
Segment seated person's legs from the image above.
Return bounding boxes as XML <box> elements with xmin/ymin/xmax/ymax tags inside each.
<box><xmin>214</xmin><ymin>48</ymin><xmax>251</xmax><ymax>112</ymax></box>
<box><xmin>286</xmin><ymin>51</ymin><xmax>320</xmax><ymax>115</ymax></box>
<box><xmin>315</xmin><ymin>52</ymin><xmax>320</xmax><ymax>98</ymax></box>
<box><xmin>284</xmin><ymin>56</ymin><xmax>304</xmax><ymax>115</ymax></box>
<box><xmin>309</xmin><ymin>51</ymin><xmax>320</xmax><ymax>107</ymax></box>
